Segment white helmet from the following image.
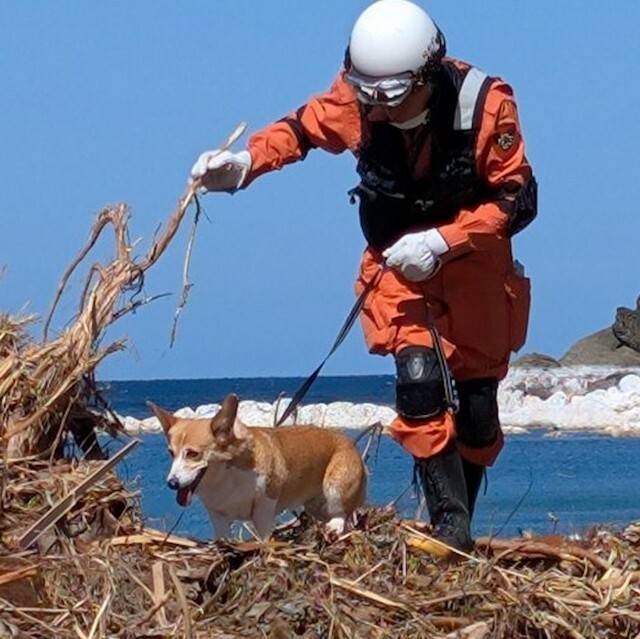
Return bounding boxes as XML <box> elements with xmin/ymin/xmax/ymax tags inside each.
<box><xmin>346</xmin><ymin>0</ymin><xmax>445</xmax><ymax>86</ymax></box>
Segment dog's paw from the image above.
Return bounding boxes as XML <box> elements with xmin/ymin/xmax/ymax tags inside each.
<box><xmin>324</xmin><ymin>517</ymin><xmax>346</xmax><ymax>540</ymax></box>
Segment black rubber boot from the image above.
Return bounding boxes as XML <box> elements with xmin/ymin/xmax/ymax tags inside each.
<box><xmin>462</xmin><ymin>459</ymin><xmax>485</xmax><ymax>520</ymax></box>
<box><xmin>415</xmin><ymin>445</ymin><xmax>474</xmax><ymax>552</ymax></box>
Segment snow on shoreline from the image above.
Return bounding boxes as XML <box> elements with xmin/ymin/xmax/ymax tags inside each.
<box><xmin>119</xmin><ymin>366</ymin><xmax>640</xmax><ymax>437</ymax></box>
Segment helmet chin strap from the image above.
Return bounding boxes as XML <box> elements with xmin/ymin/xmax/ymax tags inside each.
<box><xmin>390</xmin><ymin>108</ymin><xmax>430</xmax><ymax>130</ymax></box>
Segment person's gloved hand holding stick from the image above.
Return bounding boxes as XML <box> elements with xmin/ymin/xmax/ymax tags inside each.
<box><xmin>189</xmin><ymin>122</ymin><xmax>250</xmax><ymax>193</ymax></box>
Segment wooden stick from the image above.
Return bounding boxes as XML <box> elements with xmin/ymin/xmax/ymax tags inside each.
<box><xmin>168</xmin><ymin>564</ymin><xmax>194</xmax><ymax>639</ymax></box>
<box><xmin>152</xmin><ymin>561</ymin><xmax>169</xmax><ymax>628</ymax></box>
<box><xmin>0</xmin><ymin>565</ymin><xmax>38</xmax><ymax>586</ymax></box>
<box><xmin>106</xmin><ymin>529</ymin><xmax>199</xmax><ymax>548</ymax></box>
<box><xmin>17</xmin><ymin>439</ymin><xmax>139</xmax><ymax>549</ymax></box>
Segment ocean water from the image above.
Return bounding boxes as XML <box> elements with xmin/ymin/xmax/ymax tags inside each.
<box><xmin>105</xmin><ymin>376</ymin><xmax>640</xmax><ymax>541</ymax></box>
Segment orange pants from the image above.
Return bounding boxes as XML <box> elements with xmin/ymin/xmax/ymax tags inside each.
<box><xmin>355</xmin><ymin>233</ymin><xmax>530</xmax><ymax>466</ymax></box>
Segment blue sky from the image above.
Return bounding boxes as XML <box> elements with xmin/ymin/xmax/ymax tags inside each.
<box><xmin>1</xmin><ymin>2</ymin><xmax>639</xmax><ymax>381</ymax></box>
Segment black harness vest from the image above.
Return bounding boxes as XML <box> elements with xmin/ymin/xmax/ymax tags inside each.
<box><xmin>351</xmin><ymin>62</ymin><xmax>498</xmax><ymax>252</ymax></box>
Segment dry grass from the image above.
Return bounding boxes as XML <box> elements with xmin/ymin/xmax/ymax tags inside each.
<box><xmin>0</xmin><ymin>460</ymin><xmax>639</xmax><ymax>639</ymax></box>
<box><xmin>0</xmin><ymin>123</ymin><xmax>246</xmax><ymax>463</ymax></box>
<box><xmin>0</xmin><ymin>191</ymin><xmax>201</xmax><ymax>462</ymax></box>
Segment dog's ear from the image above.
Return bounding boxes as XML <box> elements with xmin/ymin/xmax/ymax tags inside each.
<box><xmin>211</xmin><ymin>394</ymin><xmax>252</xmax><ymax>445</ymax></box>
<box><xmin>221</xmin><ymin>394</ymin><xmax>239</xmax><ymax>417</ymax></box>
<box><xmin>218</xmin><ymin>394</ymin><xmax>239</xmax><ymax>427</ymax></box>
<box><xmin>147</xmin><ymin>401</ymin><xmax>177</xmax><ymax>435</ymax></box>
<box><xmin>211</xmin><ymin>394</ymin><xmax>239</xmax><ymax>438</ymax></box>
<box><xmin>232</xmin><ymin>417</ymin><xmax>251</xmax><ymax>441</ymax></box>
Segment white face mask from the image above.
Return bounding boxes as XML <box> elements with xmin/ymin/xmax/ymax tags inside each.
<box><xmin>390</xmin><ymin>108</ymin><xmax>430</xmax><ymax>130</ymax></box>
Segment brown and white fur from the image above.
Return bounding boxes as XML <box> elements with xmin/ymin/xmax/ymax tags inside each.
<box><xmin>148</xmin><ymin>394</ymin><xmax>367</xmax><ymax>539</ymax></box>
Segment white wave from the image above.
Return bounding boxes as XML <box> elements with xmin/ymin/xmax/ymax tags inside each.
<box><xmin>120</xmin><ymin>366</ymin><xmax>640</xmax><ymax>437</ymax></box>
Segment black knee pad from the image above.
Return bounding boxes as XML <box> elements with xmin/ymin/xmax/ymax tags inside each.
<box><xmin>456</xmin><ymin>378</ymin><xmax>500</xmax><ymax>448</ymax></box>
<box><xmin>395</xmin><ymin>346</ymin><xmax>448</xmax><ymax>419</ymax></box>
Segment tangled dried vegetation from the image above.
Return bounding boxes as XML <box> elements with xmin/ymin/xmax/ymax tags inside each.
<box><xmin>0</xmin><ymin>459</ymin><xmax>639</xmax><ymax>639</ymax></box>
<box><xmin>0</xmin><ymin>192</ymin><xmax>198</xmax><ymax>463</ymax></box>
<box><xmin>1</xmin><ymin>122</ymin><xmax>246</xmax><ymax>464</ymax></box>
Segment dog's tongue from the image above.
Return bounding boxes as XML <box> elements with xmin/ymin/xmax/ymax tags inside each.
<box><xmin>176</xmin><ymin>486</ymin><xmax>193</xmax><ymax>507</ymax></box>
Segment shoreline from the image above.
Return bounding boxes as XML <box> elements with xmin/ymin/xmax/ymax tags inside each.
<box><xmin>115</xmin><ymin>366</ymin><xmax>640</xmax><ymax>438</ymax></box>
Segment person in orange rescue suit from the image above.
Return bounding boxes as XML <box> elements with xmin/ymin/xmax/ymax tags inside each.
<box><xmin>189</xmin><ymin>0</ymin><xmax>536</xmax><ymax>551</ymax></box>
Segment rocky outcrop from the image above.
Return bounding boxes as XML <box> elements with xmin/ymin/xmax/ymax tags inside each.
<box><xmin>514</xmin><ymin>296</ymin><xmax>640</xmax><ymax>368</ymax></box>
<box><xmin>560</xmin><ymin>328</ymin><xmax>640</xmax><ymax>367</ymax></box>
<box><xmin>511</xmin><ymin>352</ymin><xmax>561</xmax><ymax>368</ymax></box>
<box><xmin>613</xmin><ymin>296</ymin><xmax>640</xmax><ymax>352</ymax></box>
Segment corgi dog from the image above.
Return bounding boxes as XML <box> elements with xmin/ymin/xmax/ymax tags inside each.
<box><xmin>148</xmin><ymin>394</ymin><xmax>367</xmax><ymax>540</ymax></box>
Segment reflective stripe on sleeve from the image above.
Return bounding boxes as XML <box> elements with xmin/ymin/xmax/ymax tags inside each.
<box><xmin>454</xmin><ymin>67</ymin><xmax>489</xmax><ymax>131</ymax></box>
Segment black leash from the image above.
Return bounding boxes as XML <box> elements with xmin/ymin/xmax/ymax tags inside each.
<box><xmin>428</xmin><ymin>323</ymin><xmax>459</xmax><ymax>413</ymax></box>
<box><xmin>275</xmin><ymin>269</ymin><xmax>382</xmax><ymax>426</ymax></box>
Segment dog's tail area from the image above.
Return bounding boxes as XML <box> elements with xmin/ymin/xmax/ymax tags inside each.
<box><xmin>325</xmin><ymin>442</ymin><xmax>369</xmax><ymax>515</ymax></box>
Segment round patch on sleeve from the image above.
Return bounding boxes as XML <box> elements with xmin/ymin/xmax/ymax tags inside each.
<box><xmin>492</xmin><ymin>100</ymin><xmax>521</xmax><ymax>159</ymax></box>
<box><xmin>493</xmin><ymin>127</ymin><xmax>520</xmax><ymax>158</ymax></box>
<box><xmin>497</xmin><ymin>131</ymin><xmax>515</xmax><ymax>150</ymax></box>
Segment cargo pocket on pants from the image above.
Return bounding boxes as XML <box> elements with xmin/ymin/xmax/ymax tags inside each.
<box><xmin>505</xmin><ymin>270</ymin><xmax>531</xmax><ymax>352</ymax></box>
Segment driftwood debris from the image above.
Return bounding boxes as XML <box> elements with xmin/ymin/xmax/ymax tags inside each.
<box><xmin>17</xmin><ymin>438</ymin><xmax>139</xmax><ymax>550</ymax></box>
<box><xmin>1</xmin><ymin>194</ymin><xmax>195</xmax><ymax>460</ymax></box>
<box><xmin>1</xmin><ymin>463</ymin><xmax>639</xmax><ymax>639</ymax></box>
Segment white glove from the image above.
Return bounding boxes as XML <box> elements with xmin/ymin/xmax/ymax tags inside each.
<box><xmin>382</xmin><ymin>229</ymin><xmax>449</xmax><ymax>282</ymax></box>
<box><xmin>189</xmin><ymin>149</ymin><xmax>252</xmax><ymax>192</ymax></box>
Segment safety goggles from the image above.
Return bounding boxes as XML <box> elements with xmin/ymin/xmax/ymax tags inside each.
<box><xmin>344</xmin><ymin>70</ymin><xmax>417</xmax><ymax>107</ymax></box>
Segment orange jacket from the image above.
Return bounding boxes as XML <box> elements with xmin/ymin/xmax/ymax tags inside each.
<box><xmin>245</xmin><ymin>58</ymin><xmax>534</xmax><ymax>256</ymax></box>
